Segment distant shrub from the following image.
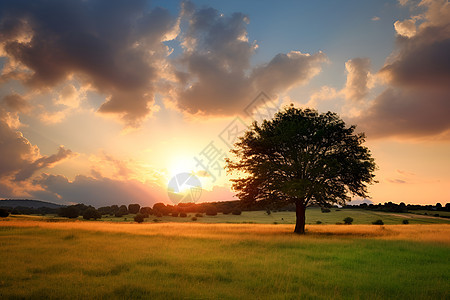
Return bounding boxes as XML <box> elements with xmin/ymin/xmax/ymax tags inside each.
<box><xmin>316</xmin><ymin>220</ymin><xmax>322</xmax><ymax>224</ymax></box>
<box><xmin>335</xmin><ymin>209</ymin><xmax>341</xmax><ymax>211</ymax></box>
<box><xmin>231</xmin><ymin>209</ymin><xmax>242</xmax><ymax>215</ymax></box>
<box><xmin>195</xmin><ymin>213</ymin><xmax>203</xmax><ymax>217</ymax></box>
<box><xmin>134</xmin><ymin>213</ymin><xmax>145</xmax><ymax>223</ymax></box>
<box><xmin>321</xmin><ymin>208</ymin><xmax>331</xmax><ymax>213</ymax></box>
<box><xmin>152</xmin><ymin>218</ymin><xmax>160</xmax><ymax>222</ymax></box>
<box><xmin>222</xmin><ymin>207</ymin><xmax>232</xmax><ymax>214</ymax></box>
<box><xmin>140</xmin><ymin>207</ymin><xmax>153</xmax><ymax>215</ymax></box>
<box><xmin>128</xmin><ymin>204</ymin><xmax>141</xmax><ymax>214</ymax></box>
<box><xmin>266</xmin><ymin>209</ymin><xmax>271</xmax><ymax>215</ymax></box>
<box><xmin>83</xmin><ymin>207</ymin><xmax>101</xmax><ymax>220</ymax></box>
<box><xmin>191</xmin><ymin>217</ymin><xmax>197</xmax><ymax>221</ymax></box>
<box><xmin>0</xmin><ymin>208</ymin><xmax>9</xmax><ymax>218</ymax></box>
<box><xmin>372</xmin><ymin>219</ymin><xmax>384</xmax><ymax>225</ymax></box>
<box><xmin>59</xmin><ymin>206</ymin><xmax>79</xmax><ymax>218</ymax></box>
<box><xmin>273</xmin><ymin>222</ymin><xmax>278</xmax><ymax>224</ymax></box>
<box><xmin>205</xmin><ymin>206</ymin><xmax>217</xmax><ymax>216</ymax></box>
<box><xmin>115</xmin><ymin>205</ymin><xmax>128</xmax><ymax>217</ymax></box>
<box><xmin>179</xmin><ymin>212</ymin><xmax>187</xmax><ymax>217</ymax></box>
<box><xmin>171</xmin><ymin>212</ymin><xmax>179</xmax><ymax>217</ymax></box>
<box><xmin>402</xmin><ymin>219</ymin><xmax>409</xmax><ymax>224</ymax></box>
<box><xmin>343</xmin><ymin>217</ymin><xmax>353</xmax><ymax>225</ymax></box>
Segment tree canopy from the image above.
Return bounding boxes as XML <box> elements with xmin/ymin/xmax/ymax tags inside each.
<box><xmin>226</xmin><ymin>105</ymin><xmax>377</xmax><ymax>234</ymax></box>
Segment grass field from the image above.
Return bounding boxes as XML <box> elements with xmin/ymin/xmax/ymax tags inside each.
<box><xmin>0</xmin><ymin>219</ymin><xmax>449</xmax><ymax>299</ymax></box>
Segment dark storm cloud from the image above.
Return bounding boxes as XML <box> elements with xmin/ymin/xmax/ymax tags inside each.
<box><xmin>354</xmin><ymin>0</ymin><xmax>450</xmax><ymax>139</ymax></box>
<box><xmin>32</xmin><ymin>173</ymin><xmax>166</xmax><ymax>207</ymax></box>
<box><xmin>1</xmin><ymin>93</ymin><xmax>30</xmax><ymax>113</ymax></box>
<box><xmin>0</xmin><ymin>0</ymin><xmax>177</xmax><ymax>126</ymax></box>
<box><xmin>174</xmin><ymin>4</ymin><xmax>326</xmax><ymax>116</ymax></box>
<box><xmin>354</xmin><ymin>88</ymin><xmax>450</xmax><ymax>139</ymax></box>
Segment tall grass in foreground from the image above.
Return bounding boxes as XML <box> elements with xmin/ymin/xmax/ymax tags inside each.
<box><xmin>0</xmin><ymin>222</ymin><xmax>449</xmax><ymax>299</ymax></box>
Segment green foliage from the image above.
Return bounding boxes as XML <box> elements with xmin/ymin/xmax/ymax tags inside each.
<box><xmin>115</xmin><ymin>205</ymin><xmax>128</xmax><ymax>217</ymax></box>
<box><xmin>316</xmin><ymin>220</ymin><xmax>322</xmax><ymax>224</ymax></box>
<box><xmin>373</xmin><ymin>219</ymin><xmax>384</xmax><ymax>225</ymax></box>
<box><xmin>343</xmin><ymin>217</ymin><xmax>353</xmax><ymax>224</ymax></box>
<box><xmin>140</xmin><ymin>207</ymin><xmax>153</xmax><ymax>215</ymax></box>
<box><xmin>134</xmin><ymin>213</ymin><xmax>145</xmax><ymax>223</ymax></box>
<box><xmin>128</xmin><ymin>204</ymin><xmax>141</xmax><ymax>214</ymax></box>
<box><xmin>227</xmin><ymin>106</ymin><xmax>377</xmax><ymax>233</ymax></box>
<box><xmin>83</xmin><ymin>207</ymin><xmax>101</xmax><ymax>220</ymax></box>
<box><xmin>402</xmin><ymin>219</ymin><xmax>409</xmax><ymax>224</ymax></box>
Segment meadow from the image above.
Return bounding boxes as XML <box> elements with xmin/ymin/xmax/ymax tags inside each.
<box><xmin>0</xmin><ymin>217</ymin><xmax>449</xmax><ymax>299</ymax></box>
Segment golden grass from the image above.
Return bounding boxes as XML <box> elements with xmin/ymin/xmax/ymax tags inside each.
<box><xmin>1</xmin><ymin>219</ymin><xmax>449</xmax><ymax>244</ymax></box>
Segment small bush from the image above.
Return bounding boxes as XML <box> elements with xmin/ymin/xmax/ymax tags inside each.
<box><xmin>191</xmin><ymin>217</ymin><xmax>197</xmax><ymax>221</ymax></box>
<box><xmin>205</xmin><ymin>206</ymin><xmax>217</xmax><ymax>216</ymax></box>
<box><xmin>231</xmin><ymin>209</ymin><xmax>242</xmax><ymax>215</ymax></box>
<box><xmin>372</xmin><ymin>219</ymin><xmax>384</xmax><ymax>225</ymax></box>
<box><xmin>0</xmin><ymin>208</ymin><xmax>9</xmax><ymax>218</ymax></box>
<box><xmin>195</xmin><ymin>213</ymin><xmax>203</xmax><ymax>217</ymax></box>
<box><xmin>273</xmin><ymin>222</ymin><xmax>278</xmax><ymax>224</ymax></box>
<box><xmin>402</xmin><ymin>219</ymin><xmax>409</xmax><ymax>224</ymax></box>
<box><xmin>134</xmin><ymin>213</ymin><xmax>145</xmax><ymax>223</ymax></box>
<box><xmin>152</xmin><ymin>218</ymin><xmax>160</xmax><ymax>222</ymax></box>
<box><xmin>316</xmin><ymin>220</ymin><xmax>322</xmax><ymax>224</ymax></box>
<box><xmin>179</xmin><ymin>212</ymin><xmax>187</xmax><ymax>217</ymax></box>
<box><xmin>343</xmin><ymin>217</ymin><xmax>353</xmax><ymax>225</ymax></box>
<box><xmin>321</xmin><ymin>208</ymin><xmax>331</xmax><ymax>213</ymax></box>
<box><xmin>83</xmin><ymin>207</ymin><xmax>101</xmax><ymax>220</ymax></box>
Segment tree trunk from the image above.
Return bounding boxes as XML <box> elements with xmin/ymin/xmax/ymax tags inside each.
<box><xmin>294</xmin><ymin>202</ymin><xmax>306</xmax><ymax>234</ymax></box>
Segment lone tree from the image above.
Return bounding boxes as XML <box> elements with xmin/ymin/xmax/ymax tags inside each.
<box><xmin>226</xmin><ymin>106</ymin><xmax>376</xmax><ymax>234</ymax></box>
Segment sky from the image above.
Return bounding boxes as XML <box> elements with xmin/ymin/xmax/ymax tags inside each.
<box><xmin>0</xmin><ymin>0</ymin><xmax>449</xmax><ymax>207</ymax></box>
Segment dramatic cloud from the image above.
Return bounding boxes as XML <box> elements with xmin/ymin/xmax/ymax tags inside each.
<box><xmin>173</xmin><ymin>4</ymin><xmax>326</xmax><ymax>116</ymax></box>
<box><xmin>32</xmin><ymin>173</ymin><xmax>167</xmax><ymax>207</ymax></box>
<box><xmin>0</xmin><ymin>0</ymin><xmax>178</xmax><ymax>126</ymax></box>
<box><xmin>1</xmin><ymin>93</ymin><xmax>30</xmax><ymax>113</ymax></box>
<box><xmin>0</xmin><ymin>108</ymin><xmax>38</xmax><ymax>179</ymax></box>
<box><xmin>354</xmin><ymin>0</ymin><xmax>450</xmax><ymax>139</ymax></box>
<box><xmin>394</xmin><ymin>19</ymin><xmax>417</xmax><ymax>38</ymax></box>
<box><xmin>355</xmin><ymin>88</ymin><xmax>450</xmax><ymax>138</ymax></box>
<box><xmin>0</xmin><ymin>107</ymin><xmax>73</xmax><ymax>185</ymax></box>
<box><xmin>342</xmin><ymin>58</ymin><xmax>372</xmax><ymax>102</ymax></box>
<box><xmin>14</xmin><ymin>146</ymin><xmax>73</xmax><ymax>181</ymax></box>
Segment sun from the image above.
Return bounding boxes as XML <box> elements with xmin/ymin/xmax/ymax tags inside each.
<box><xmin>167</xmin><ymin>156</ymin><xmax>197</xmax><ymax>181</ymax></box>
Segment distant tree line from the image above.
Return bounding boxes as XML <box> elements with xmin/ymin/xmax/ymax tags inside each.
<box><xmin>344</xmin><ymin>202</ymin><xmax>450</xmax><ymax>215</ymax></box>
<box><xmin>1</xmin><ymin>200</ymin><xmax>448</xmax><ymax>221</ymax></box>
